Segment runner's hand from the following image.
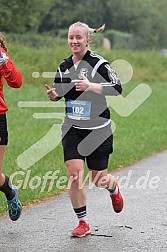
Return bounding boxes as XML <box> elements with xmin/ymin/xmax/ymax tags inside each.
<box><xmin>0</xmin><ymin>43</ymin><xmax>8</xmax><ymax>66</ymax></box>
<box><xmin>72</xmin><ymin>75</ymin><xmax>90</xmax><ymax>91</ymax></box>
<box><xmin>45</xmin><ymin>84</ymin><xmax>58</xmax><ymax>101</ymax></box>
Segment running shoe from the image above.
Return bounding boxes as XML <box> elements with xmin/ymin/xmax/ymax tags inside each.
<box><xmin>110</xmin><ymin>181</ymin><xmax>124</xmax><ymax>213</ymax></box>
<box><xmin>7</xmin><ymin>187</ymin><xmax>22</xmax><ymax>221</ymax></box>
<box><xmin>71</xmin><ymin>221</ymin><xmax>91</xmax><ymax>238</ymax></box>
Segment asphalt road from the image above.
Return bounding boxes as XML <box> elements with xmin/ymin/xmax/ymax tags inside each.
<box><xmin>0</xmin><ymin>150</ymin><xmax>167</xmax><ymax>252</ymax></box>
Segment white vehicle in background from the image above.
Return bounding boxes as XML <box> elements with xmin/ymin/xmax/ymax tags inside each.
<box><xmin>160</xmin><ymin>49</ymin><xmax>167</xmax><ymax>55</ymax></box>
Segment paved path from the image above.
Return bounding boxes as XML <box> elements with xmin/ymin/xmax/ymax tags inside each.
<box><xmin>0</xmin><ymin>150</ymin><xmax>167</xmax><ymax>252</ymax></box>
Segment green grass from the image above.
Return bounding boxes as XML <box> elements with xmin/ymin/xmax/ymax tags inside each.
<box><xmin>97</xmin><ymin>49</ymin><xmax>167</xmax><ymax>82</ymax></box>
<box><xmin>0</xmin><ymin>41</ymin><xmax>167</xmax><ymax>215</ymax></box>
<box><xmin>8</xmin><ymin>44</ymin><xmax>167</xmax><ymax>85</ymax></box>
<box><xmin>110</xmin><ymin>82</ymin><xmax>167</xmax><ymax>168</ymax></box>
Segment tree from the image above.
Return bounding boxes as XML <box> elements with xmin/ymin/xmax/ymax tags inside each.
<box><xmin>0</xmin><ymin>0</ymin><xmax>54</xmax><ymax>33</ymax></box>
<box><xmin>38</xmin><ymin>0</ymin><xmax>105</xmax><ymax>34</ymax></box>
<box><xmin>105</xmin><ymin>0</ymin><xmax>166</xmax><ymax>49</ymax></box>
<box><xmin>0</xmin><ymin>0</ymin><xmax>166</xmax><ymax>49</ymax></box>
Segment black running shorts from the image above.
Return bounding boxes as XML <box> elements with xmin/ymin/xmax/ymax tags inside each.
<box><xmin>62</xmin><ymin>124</ymin><xmax>113</xmax><ymax>170</ymax></box>
<box><xmin>0</xmin><ymin>114</ymin><xmax>8</xmax><ymax>145</ymax></box>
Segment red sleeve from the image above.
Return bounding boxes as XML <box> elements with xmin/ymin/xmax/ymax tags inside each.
<box><xmin>0</xmin><ymin>50</ymin><xmax>22</xmax><ymax>88</ymax></box>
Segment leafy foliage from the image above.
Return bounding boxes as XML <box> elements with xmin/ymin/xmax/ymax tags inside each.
<box><xmin>0</xmin><ymin>0</ymin><xmax>167</xmax><ymax>49</ymax></box>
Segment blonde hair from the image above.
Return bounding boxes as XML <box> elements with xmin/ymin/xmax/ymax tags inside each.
<box><xmin>0</xmin><ymin>33</ymin><xmax>8</xmax><ymax>52</ymax></box>
<box><xmin>69</xmin><ymin>22</ymin><xmax>105</xmax><ymax>38</ymax></box>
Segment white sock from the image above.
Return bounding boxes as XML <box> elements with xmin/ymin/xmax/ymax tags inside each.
<box><xmin>74</xmin><ymin>206</ymin><xmax>88</xmax><ymax>223</ymax></box>
<box><xmin>109</xmin><ymin>185</ymin><xmax>118</xmax><ymax>195</ymax></box>
<box><xmin>79</xmin><ymin>215</ymin><xmax>88</xmax><ymax>223</ymax></box>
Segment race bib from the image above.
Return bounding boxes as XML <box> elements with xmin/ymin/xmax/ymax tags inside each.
<box><xmin>66</xmin><ymin>100</ymin><xmax>91</xmax><ymax>120</ymax></box>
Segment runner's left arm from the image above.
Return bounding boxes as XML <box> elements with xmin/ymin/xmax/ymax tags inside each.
<box><xmin>97</xmin><ymin>63</ymin><xmax>122</xmax><ymax>96</ymax></box>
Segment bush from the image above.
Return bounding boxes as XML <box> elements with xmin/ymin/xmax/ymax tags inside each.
<box><xmin>58</xmin><ymin>29</ymin><xmax>68</xmax><ymax>38</ymax></box>
<box><xmin>4</xmin><ymin>33</ymin><xmax>67</xmax><ymax>48</ymax></box>
<box><xmin>104</xmin><ymin>29</ymin><xmax>134</xmax><ymax>50</ymax></box>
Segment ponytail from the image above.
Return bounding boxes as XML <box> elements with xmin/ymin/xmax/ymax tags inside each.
<box><xmin>0</xmin><ymin>33</ymin><xmax>8</xmax><ymax>52</ymax></box>
<box><xmin>88</xmin><ymin>24</ymin><xmax>105</xmax><ymax>35</ymax></box>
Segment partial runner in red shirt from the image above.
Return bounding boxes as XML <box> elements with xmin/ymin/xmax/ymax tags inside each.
<box><xmin>0</xmin><ymin>33</ymin><xmax>22</xmax><ymax>221</ymax></box>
